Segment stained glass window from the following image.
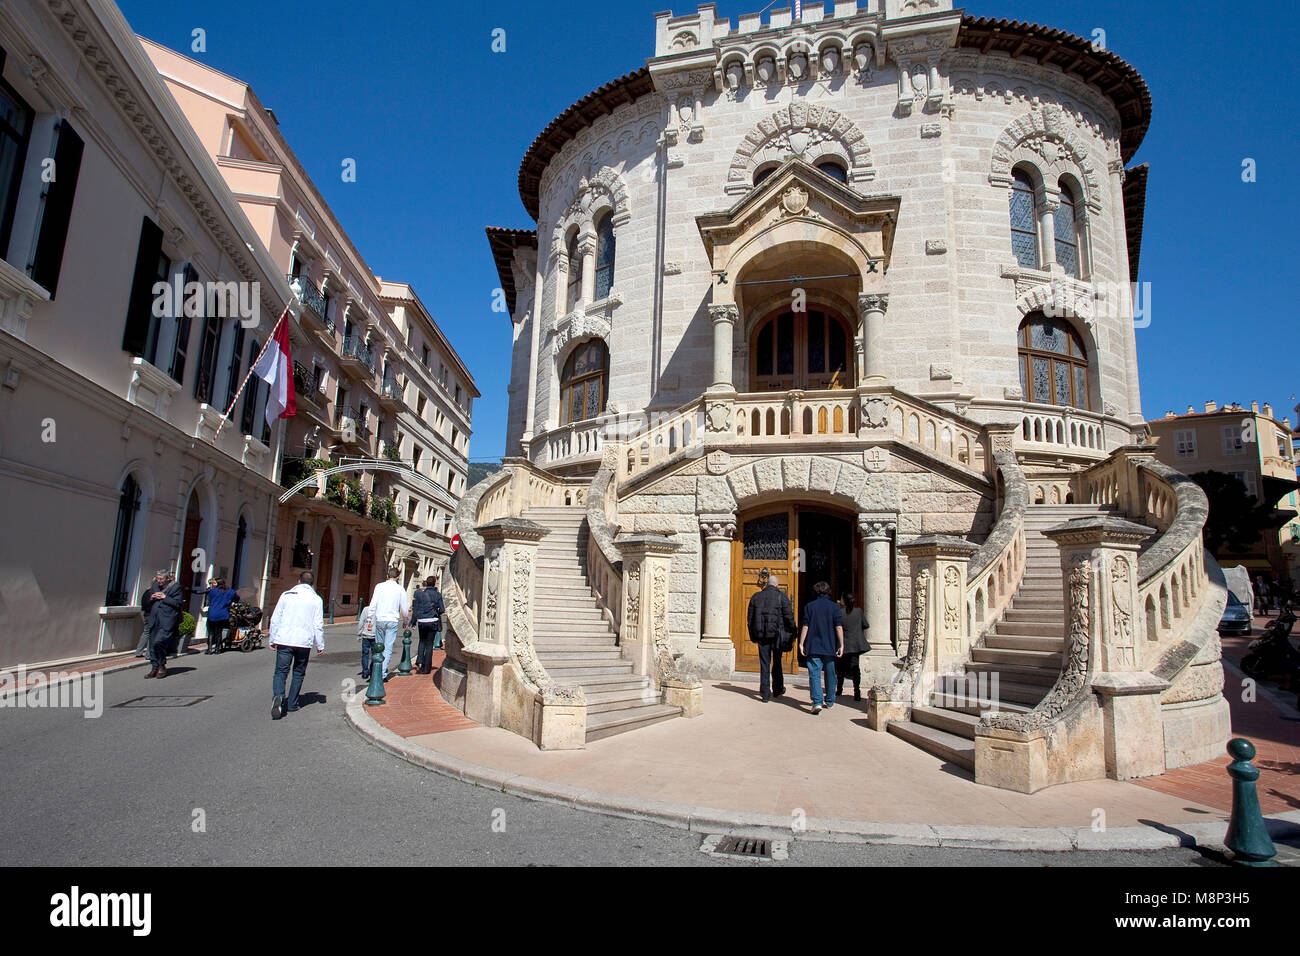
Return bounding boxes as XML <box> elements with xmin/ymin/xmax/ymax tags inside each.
<box><xmin>565</xmin><ymin>229</ymin><xmax>581</xmax><ymax>312</ymax></box>
<box><xmin>594</xmin><ymin>212</ymin><xmax>615</xmax><ymax>300</ymax></box>
<box><xmin>1010</xmin><ymin>169</ymin><xmax>1039</xmax><ymax>269</ymax></box>
<box><xmin>1018</xmin><ymin>315</ymin><xmax>1090</xmax><ymax>410</ymax></box>
<box><xmin>560</xmin><ymin>339</ymin><xmax>608</xmax><ymax>426</ymax></box>
<box><xmin>1055</xmin><ymin>181</ymin><xmax>1080</xmax><ymax>278</ymax></box>
<box><xmin>743</xmin><ymin>513</ymin><xmax>789</xmax><ymax>561</ymax></box>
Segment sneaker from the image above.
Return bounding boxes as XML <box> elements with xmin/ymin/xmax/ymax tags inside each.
<box><xmin>271</xmin><ymin>696</ymin><xmax>285</xmax><ymax>720</ymax></box>
<box><xmin>825</xmin><ymin>702</ymin><xmax>834</xmax><ymax>709</ymax></box>
<box><xmin>811</xmin><ymin>705</ymin><xmax>822</xmax><ymax>714</ymax></box>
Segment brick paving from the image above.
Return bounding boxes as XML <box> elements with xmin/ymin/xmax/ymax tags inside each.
<box><xmin>363</xmin><ymin>649</ymin><xmax>478</xmax><ymax>737</ymax></box>
<box><xmin>1135</xmin><ymin>612</ymin><xmax>1300</xmax><ymax>815</ymax></box>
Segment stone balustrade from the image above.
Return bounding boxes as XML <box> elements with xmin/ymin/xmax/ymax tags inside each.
<box><xmin>1015</xmin><ymin>404</ymin><xmax>1110</xmax><ymax>458</ymax></box>
<box><xmin>882</xmin><ymin>390</ymin><xmax>986</xmax><ymax>474</ymax></box>
<box><xmin>622</xmin><ymin>401</ymin><xmax>706</xmax><ymax>481</ymax></box>
<box><xmin>965</xmin><ymin>442</ymin><xmax>1029</xmax><ymax>640</ymax></box>
<box><xmin>585</xmin><ymin>452</ymin><xmax>624</xmax><ymax>633</ymax></box>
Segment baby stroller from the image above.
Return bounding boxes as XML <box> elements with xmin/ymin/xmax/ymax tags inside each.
<box><xmin>227</xmin><ymin>602</ymin><xmax>264</xmax><ymax>652</ymax></box>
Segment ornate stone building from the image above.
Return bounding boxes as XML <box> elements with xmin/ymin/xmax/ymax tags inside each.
<box><xmin>451</xmin><ymin>1</ymin><xmax>1228</xmax><ymax>791</ymax></box>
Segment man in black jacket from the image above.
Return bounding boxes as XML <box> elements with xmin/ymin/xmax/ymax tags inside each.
<box><xmin>747</xmin><ymin>571</ymin><xmax>795</xmax><ymax>702</ymax></box>
<box><xmin>136</xmin><ymin>569</ymin><xmax>167</xmax><ymax>657</ymax></box>
<box><xmin>144</xmin><ymin>572</ymin><xmax>183</xmax><ymax>679</ymax></box>
<box><xmin>411</xmin><ymin>576</ymin><xmax>446</xmax><ymax>675</ymax></box>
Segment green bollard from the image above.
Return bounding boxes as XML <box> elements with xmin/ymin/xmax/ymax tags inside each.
<box><xmin>1224</xmin><ymin>737</ymin><xmax>1276</xmax><ymax>866</ymax></box>
<box><xmin>365</xmin><ymin>639</ymin><xmax>386</xmax><ymax>706</ymax></box>
<box><xmin>398</xmin><ymin>628</ymin><xmax>413</xmax><ymax>676</ymax></box>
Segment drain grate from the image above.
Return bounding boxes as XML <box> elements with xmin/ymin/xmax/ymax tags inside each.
<box><xmin>115</xmin><ymin>695</ymin><xmax>211</xmax><ymax>708</ymax></box>
<box><xmin>700</xmin><ymin>833</ymin><xmax>787</xmax><ymax>861</ymax></box>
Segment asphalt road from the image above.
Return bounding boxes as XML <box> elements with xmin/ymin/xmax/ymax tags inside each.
<box><xmin>0</xmin><ymin>630</ymin><xmax>1224</xmax><ymax>867</ymax></box>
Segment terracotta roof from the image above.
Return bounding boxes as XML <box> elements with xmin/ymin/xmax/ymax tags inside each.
<box><xmin>1123</xmin><ymin>163</ymin><xmax>1148</xmax><ymax>280</ymax></box>
<box><xmin>517</xmin><ymin>68</ymin><xmax>656</xmax><ymax>221</ymax></box>
<box><xmin>485</xmin><ymin>227</ymin><xmax>538</xmax><ymax>316</ymax></box>
<box><xmin>957</xmin><ymin>17</ymin><xmax>1152</xmax><ymax>163</ymax></box>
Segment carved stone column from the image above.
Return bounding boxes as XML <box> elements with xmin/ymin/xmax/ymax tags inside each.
<box><xmin>553</xmin><ymin>250</ymin><xmax>570</xmax><ymax>325</ymax></box>
<box><xmin>1044</xmin><ymin>515</ymin><xmax>1165</xmax><ymax>780</ymax></box>
<box><xmin>578</xmin><ymin>231</ymin><xmax>598</xmax><ymax>304</ymax></box>
<box><xmin>696</xmin><ymin>513</ymin><xmax>737</xmax><ymax>674</ymax></box>
<box><xmin>522</xmin><ymin>260</ymin><xmax>545</xmax><ymax>445</ymax></box>
<box><xmin>858</xmin><ymin>293</ymin><xmax>889</xmax><ymax>384</ymax></box>
<box><xmin>708</xmin><ymin>304</ymin><xmax>738</xmax><ymax>392</ymax></box>
<box><xmin>1037</xmin><ymin>189</ymin><xmax>1060</xmax><ymax>272</ymax></box>
<box><xmin>899</xmin><ymin>534</ymin><xmax>980</xmax><ymax>678</ymax></box>
<box><xmin>620</xmin><ymin>533</ymin><xmax>703</xmax><ymax>717</ymax></box>
<box><xmin>857</xmin><ymin>514</ymin><xmax>896</xmax><ymax>657</ymax></box>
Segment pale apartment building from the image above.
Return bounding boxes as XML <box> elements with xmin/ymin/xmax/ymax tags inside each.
<box><xmin>142</xmin><ymin>39</ymin><xmax>475</xmax><ymax>615</ymax></box>
<box><xmin>0</xmin><ymin>0</ymin><xmax>291</xmax><ymax>666</ymax></box>
<box><xmin>1148</xmin><ymin>401</ymin><xmax>1300</xmax><ymax>580</ymax></box>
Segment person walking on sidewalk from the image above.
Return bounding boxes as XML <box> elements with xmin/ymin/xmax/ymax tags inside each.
<box><xmin>204</xmin><ymin>578</ymin><xmax>238</xmax><ymax>654</ymax></box>
<box><xmin>411</xmin><ymin>576</ymin><xmax>446</xmax><ymax>675</ymax></box>
<box><xmin>144</xmin><ymin>571</ymin><xmax>183</xmax><ymax>680</ymax></box>
<box><xmin>137</xmin><ymin>569</ymin><xmax>167</xmax><ymax>657</ymax></box>
<box><xmin>268</xmin><ymin>570</ymin><xmax>325</xmax><ymax>720</ymax></box>
<box><xmin>798</xmin><ymin>580</ymin><xmax>844</xmax><ymax>714</ymax></box>
<box><xmin>356</xmin><ymin>603</ymin><xmax>376</xmax><ymax>680</ymax></box>
<box><xmin>747</xmin><ymin>570</ymin><xmax>795</xmax><ymax>702</ymax></box>
<box><xmin>368</xmin><ymin>566</ymin><xmax>410</xmax><ymax>682</ymax></box>
<box><xmin>837</xmin><ymin>592</ymin><xmax>869</xmax><ymax>701</ymax></box>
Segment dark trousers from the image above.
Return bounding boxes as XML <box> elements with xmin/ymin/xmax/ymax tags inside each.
<box><xmin>360</xmin><ymin>637</ymin><xmax>375</xmax><ymax>678</ymax></box>
<box><xmin>147</xmin><ymin>631</ymin><xmax>172</xmax><ymax>671</ymax></box>
<box><xmin>757</xmin><ymin>642</ymin><xmax>784</xmax><ymax>700</ymax></box>
<box><xmin>273</xmin><ymin>646</ymin><xmax>311</xmax><ymax>710</ymax></box>
<box><xmin>208</xmin><ymin>619</ymin><xmax>228</xmax><ymax>652</ymax></box>
<box><xmin>836</xmin><ymin>652</ymin><xmax>862</xmax><ymax>696</ymax></box>
<box><xmin>416</xmin><ymin>624</ymin><xmax>440</xmax><ymax>673</ymax></box>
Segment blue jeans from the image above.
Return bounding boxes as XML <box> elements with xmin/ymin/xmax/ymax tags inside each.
<box><xmin>375</xmin><ymin>621</ymin><xmax>400</xmax><ymax>678</ymax></box>
<box><xmin>272</xmin><ymin>646</ymin><xmax>311</xmax><ymax>710</ymax></box>
<box><xmin>360</xmin><ymin>637</ymin><xmax>375</xmax><ymax>678</ymax></box>
<box><xmin>806</xmin><ymin>655</ymin><xmax>837</xmax><ymax>707</ymax></box>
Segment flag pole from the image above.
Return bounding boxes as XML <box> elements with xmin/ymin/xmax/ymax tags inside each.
<box><xmin>214</xmin><ymin>305</ymin><xmax>290</xmax><ymax>441</ymax></box>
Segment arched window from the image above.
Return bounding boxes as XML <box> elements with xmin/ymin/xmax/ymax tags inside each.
<box><xmin>564</xmin><ymin>228</ymin><xmax>581</xmax><ymax>313</ymax></box>
<box><xmin>106</xmin><ymin>474</ymin><xmax>142</xmax><ymax>606</ymax></box>
<box><xmin>752</xmin><ymin>310</ymin><xmax>851</xmax><ymax>391</ymax></box>
<box><xmin>594</xmin><ymin>212</ymin><xmax>615</xmax><ymax>300</ymax></box>
<box><xmin>1009</xmin><ymin>168</ymin><xmax>1039</xmax><ymax>269</ymax></box>
<box><xmin>560</xmin><ymin>340</ymin><xmax>608</xmax><ymax>425</ymax></box>
<box><xmin>1054</xmin><ymin>179</ymin><xmax>1081</xmax><ymax>279</ymax></box>
<box><xmin>753</xmin><ymin>163</ymin><xmax>778</xmax><ymax>186</ymax></box>
<box><xmin>816</xmin><ymin>160</ymin><xmax>847</xmax><ymax>183</ymax></box>
<box><xmin>1018</xmin><ymin>314</ymin><xmax>1091</xmax><ymax>410</ymax></box>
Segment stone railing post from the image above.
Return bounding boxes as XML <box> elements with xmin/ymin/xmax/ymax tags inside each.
<box><xmin>619</xmin><ymin>533</ymin><xmax>703</xmax><ymax>717</ymax></box>
<box><xmin>1043</xmin><ymin>514</ymin><xmax>1165</xmax><ymax>780</ymax></box>
<box><xmin>461</xmin><ymin>517</ymin><xmax>552</xmax><ymax>731</ymax></box>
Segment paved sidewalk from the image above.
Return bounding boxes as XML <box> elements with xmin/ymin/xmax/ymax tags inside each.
<box><xmin>348</xmin><ymin>656</ymin><xmax>1300</xmax><ymax>852</ymax></box>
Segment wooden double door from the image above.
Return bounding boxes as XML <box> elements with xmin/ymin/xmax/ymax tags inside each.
<box><xmin>729</xmin><ymin>505</ymin><xmax>859</xmax><ymax>673</ymax></box>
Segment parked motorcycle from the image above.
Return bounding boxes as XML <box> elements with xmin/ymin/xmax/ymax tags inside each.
<box><xmin>1240</xmin><ymin>604</ymin><xmax>1300</xmax><ymax>695</ymax></box>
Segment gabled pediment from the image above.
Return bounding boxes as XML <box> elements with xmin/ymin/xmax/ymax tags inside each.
<box><xmin>696</xmin><ymin>159</ymin><xmax>901</xmax><ymax>278</ymax></box>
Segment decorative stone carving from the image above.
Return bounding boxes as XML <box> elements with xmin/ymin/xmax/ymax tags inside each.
<box><xmin>864</xmin><ymin>447</ymin><xmax>890</xmax><ymax>473</ymax></box>
<box><xmin>858</xmin><ymin>293</ymin><xmax>889</xmax><ymax>316</ymax></box>
<box><xmin>1109</xmin><ymin>555</ymin><xmax>1135</xmax><ymax>668</ymax></box>
<box><xmin>1003</xmin><ymin>386</ymin><xmax>1024</xmax><ymax>401</ymax></box>
<box><xmin>1103</xmin><ymin>401</ymin><xmax>1119</xmax><ymax>418</ymax></box>
<box><xmin>482</xmin><ymin>551</ymin><xmax>501</xmax><ymax>633</ymax></box>
<box><xmin>706</xmin><ymin>450</ymin><xmax>731</xmax><ymax>475</ymax></box>
<box><xmin>929</xmin><ymin>364</ymin><xmax>953</xmax><ymax>381</ymax></box>
<box><xmin>705</xmin><ymin>401</ymin><xmax>732</xmax><ymax>433</ymax></box>
<box><xmin>728</xmin><ymin>104</ymin><xmax>874</xmax><ymax>188</ymax></box>
<box><xmin>983</xmin><ymin>558</ymin><xmax>1091</xmax><ymax>732</ymax></box>
<box><xmin>989</xmin><ymin>105</ymin><xmax>1104</xmax><ymax>213</ymax></box>
<box><xmin>857</xmin><ymin>516</ymin><xmax>896</xmax><ymax>541</ymax></box>
<box><xmin>861</xmin><ymin>396</ymin><xmax>890</xmax><ymax>428</ymax></box>
<box><xmin>624</xmin><ymin>561</ymin><xmax>641</xmax><ymax>632</ymax></box>
<box><xmin>925</xmin><ymin>239</ymin><xmax>947</xmax><ymax>255</ymax></box>
<box><xmin>895</xmin><ymin>567</ymin><xmax>931</xmax><ymax>693</ymax></box>
<box><xmin>663</xmin><ymin>261</ymin><xmax>682</xmax><ymax>276</ymax></box>
<box><xmin>920</xmin><ymin>123</ymin><xmax>942</xmax><ymax>138</ymax></box>
<box><xmin>552</xmin><ymin>312</ymin><xmax>611</xmax><ymax>356</ymax></box>
<box><xmin>781</xmin><ymin>185</ymin><xmax>810</xmax><ymax>216</ymax></box>
<box><xmin>943</xmin><ymin>565</ymin><xmax>961</xmax><ymax>648</ymax></box>
<box><xmin>699</xmin><ymin>515</ymin><xmax>737</xmax><ymax>541</ymax></box>
<box><xmin>652</xmin><ymin>564</ymin><xmax>677</xmax><ymax>681</ymax></box>
<box><xmin>708</xmin><ymin>303</ymin><xmax>739</xmax><ymax>326</ymax></box>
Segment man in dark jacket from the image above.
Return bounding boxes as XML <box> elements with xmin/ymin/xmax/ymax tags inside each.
<box><xmin>145</xmin><ymin>571</ymin><xmax>183</xmax><ymax>679</ymax></box>
<box><xmin>411</xmin><ymin>576</ymin><xmax>446</xmax><ymax>675</ymax></box>
<box><xmin>799</xmin><ymin>580</ymin><xmax>844</xmax><ymax>714</ymax></box>
<box><xmin>136</xmin><ymin>569</ymin><xmax>167</xmax><ymax>657</ymax></box>
<box><xmin>747</xmin><ymin>571</ymin><xmax>795</xmax><ymax>702</ymax></box>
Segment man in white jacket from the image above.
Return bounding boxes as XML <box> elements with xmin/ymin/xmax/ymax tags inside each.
<box><xmin>369</xmin><ymin>566</ymin><xmax>410</xmax><ymax>682</ymax></box>
<box><xmin>269</xmin><ymin>570</ymin><xmax>325</xmax><ymax>720</ymax></box>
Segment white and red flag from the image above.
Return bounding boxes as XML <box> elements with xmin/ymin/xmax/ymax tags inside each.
<box><xmin>253</xmin><ymin>315</ymin><xmax>296</xmax><ymax>427</ymax></box>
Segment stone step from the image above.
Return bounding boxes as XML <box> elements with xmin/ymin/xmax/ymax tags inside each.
<box><xmin>535</xmin><ymin>648</ymin><xmax>624</xmax><ymax>662</ymax></box>
<box><xmin>983</xmin><ymin>633</ymin><xmax>1065</xmax><ymax>652</ymax></box>
<box><xmin>585</xmin><ymin>687</ymin><xmax>663</xmax><ymax>715</ymax></box>
<box><xmin>886</xmin><ymin>721</ymin><xmax>975</xmax><ymax>772</ymax></box>
<box><xmin>994</xmin><ymin>620</ymin><xmax>1064</xmax><ymax>638</ymax></box>
<box><xmin>964</xmin><ymin>661</ymin><xmax>1059</xmax><ymax>687</ymax></box>
<box><xmin>927</xmin><ymin>693</ymin><xmax>1031</xmax><ymax>716</ymax></box>
<box><xmin>1002</xmin><ymin>607</ymin><xmax>1063</xmax><ymax>623</ymax></box>
<box><xmin>560</xmin><ymin>673</ymin><xmax>651</xmax><ymax>692</ymax></box>
<box><xmin>936</xmin><ymin>676</ymin><xmax>1047</xmax><ymax>706</ymax></box>
<box><xmin>534</xmin><ymin>639</ymin><xmax>618</xmax><ymax>652</ymax></box>
<box><xmin>585</xmin><ymin>704</ymin><xmax>682</xmax><ymax>742</ymax></box>
<box><xmin>970</xmin><ymin>646</ymin><xmax>1063</xmax><ymax>668</ymax></box>
<box><xmin>1013</xmin><ymin>596</ymin><xmax>1066</xmax><ymax>610</ymax></box>
<box><xmin>911</xmin><ymin>705</ymin><xmax>980</xmax><ymax>740</ymax></box>
<box><xmin>534</xmin><ymin>608</ymin><xmax>608</xmax><ymax>621</ymax></box>
<box><xmin>543</xmin><ymin>661</ymin><xmax>636</xmax><ymax>677</ymax></box>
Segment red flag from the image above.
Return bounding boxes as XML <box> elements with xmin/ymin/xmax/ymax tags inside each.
<box><xmin>253</xmin><ymin>316</ymin><xmax>295</xmax><ymax>426</ymax></box>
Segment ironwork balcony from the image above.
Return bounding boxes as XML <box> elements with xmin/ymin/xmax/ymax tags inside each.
<box><xmin>338</xmin><ymin>335</ymin><xmax>375</xmax><ymax>378</ymax></box>
<box><xmin>288</xmin><ymin>274</ymin><xmax>328</xmax><ymax>328</ymax></box>
<box><xmin>378</xmin><ymin>379</ymin><xmax>404</xmax><ymax>410</ymax></box>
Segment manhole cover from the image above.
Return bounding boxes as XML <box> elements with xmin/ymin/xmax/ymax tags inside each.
<box><xmin>115</xmin><ymin>695</ymin><xmax>211</xmax><ymax>708</ymax></box>
<box><xmin>700</xmin><ymin>833</ymin><xmax>788</xmax><ymax>861</ymax></box>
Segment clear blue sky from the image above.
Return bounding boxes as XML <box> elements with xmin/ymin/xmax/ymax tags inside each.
<box><xmin>118</xmin><ymin>0</ymin><xmax>1300</xmax><ymax>458</ymax></box>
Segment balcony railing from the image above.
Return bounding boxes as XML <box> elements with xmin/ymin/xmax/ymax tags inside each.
<box><xmin>1016</xmin><ymin>405</ymin><xmax>1108</xmax><ymax>457</ymax></box>
<box><xmin>379</xmin><ymin>380</ymin><xmax>403</xmax><ymax>406</ymax></box>
<box><xmin>340</xmin><ymin>336</ymin><xmax>376</xmax><ymax>374</ymax></box>
<box><xmin>288</xmin><ymin>274</ymin><xmax>328</xmax><ymax>322</ymax></box>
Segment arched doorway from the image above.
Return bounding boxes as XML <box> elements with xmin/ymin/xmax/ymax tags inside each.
<box><xmin>750</xmin><ymin>308</ymin><xmax>854</xmax><ymax>391</ymax></box>
<box><xmin>179</xmin><ymin>489</ymin><xmax>203</xmax><ymax>611</ymax></box>
<box><xmin>729</xmin><ymin>503</ymin><xmax>860</xmax><ymax>672</ymax></box>
<box><xmin>358</xmin><ymin>539</ymin><xmax>375</xmax><ymax>606</ymax></box>
<box><xmin>318</xmin><ymin>528</ymin><xmax>335</xmax><ymax>614</ymax></box>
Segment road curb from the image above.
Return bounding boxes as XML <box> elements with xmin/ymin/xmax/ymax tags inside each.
<box><xmin>343</xmin><ymin>695</ymin><xmax>1300</xmax><ymax>852</ymax></box>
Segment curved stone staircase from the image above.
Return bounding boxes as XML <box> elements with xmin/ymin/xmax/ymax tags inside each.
<box><xmin>887</xmin><ymin>503</ymin><xmax>1114</xmax><ymax>771</ymax></box>
<box><xmin>523</xmin><ymin>505</ymin><xmax>682</xmax><ymax>742</ymax></box>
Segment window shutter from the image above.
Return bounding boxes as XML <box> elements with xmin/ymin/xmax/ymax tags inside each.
<box><xmin>28</xmin><ymin>120</ymin><xmax>84</xmax><ymax>297</ymax></box>
<box><xmin>170</xmin><ymin>263</ymin><xmax>198</xmax><ymax>384</ymax></box>
<box><xmin>121</xmin><ymin>217</ymin><xmax>165</xmax><ymax>356</ymax></box>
